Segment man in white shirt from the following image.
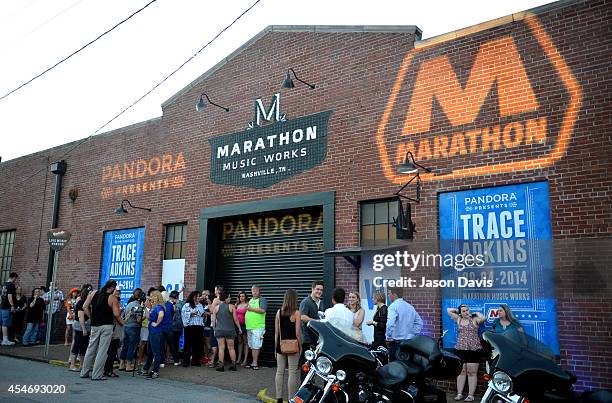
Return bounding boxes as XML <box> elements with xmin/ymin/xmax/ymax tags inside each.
<box><xmin>322</xmin><ymin>288</ymin><xmax>355</xmax><ymax>339</ymax></box>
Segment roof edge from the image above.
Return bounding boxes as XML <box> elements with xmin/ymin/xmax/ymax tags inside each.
<box><xmin>415</xmin><ymin>0</ymin><xmax>579</xmax><ymax>49</ymax></box>
<box><xmin>0</xmin><ymin>117</ymin><xmax>162</xmax><ymax>165</ymax></box>
<box><xmin>161</xmin><ymin>25</ymin><xmax>422</xmax><ymax>109</ymax></box>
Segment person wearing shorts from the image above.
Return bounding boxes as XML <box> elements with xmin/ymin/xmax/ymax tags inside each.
<box><xmin>212</xmin><ymin>291</ymin><xmax>241</xmax><ymax>371</ymax></box>
<box><xmin>1</xmin><ymin>272</ymin><xmax>18</xmax><ymax>346</ymax></box>
<box><xmin>245</xmin><ymin>285</ymin><xmax>267</xmax><ymax>370</ymax></box>
<box><xmin>447</xmin><ymin>305</ymin><xmax>486</xmax><ymax>402</ymax></box>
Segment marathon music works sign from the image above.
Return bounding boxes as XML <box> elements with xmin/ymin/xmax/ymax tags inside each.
<box><xmin>209</xmin><ymin>93</ymin><xmax>333</xmax><ymax>188</ymax></box>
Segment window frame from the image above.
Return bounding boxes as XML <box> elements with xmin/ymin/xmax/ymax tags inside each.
<box><xmin>163</xmin><ymin>223</ymin><xmax>187</xmax><ymax>260</ymax></box>
<box><xmin>0</xmin><ymin>229</ymin><xmax>16</xmax><ymax>283</ymax></box>
<box><xmin>359</xmin><ymin>198</ymin><xmax>399</xmax><ymax>247</ymax></box>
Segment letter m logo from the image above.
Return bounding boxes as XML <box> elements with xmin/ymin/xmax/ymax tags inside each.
<box><xmin>249</xmin><ymin>93</ymin><xmax>285</xmax><ymax>128</ymax></box>
<box><xmin>402</xmin><ymin>36</ymin><xmax>539</xmax><ymax>136</ymax></box>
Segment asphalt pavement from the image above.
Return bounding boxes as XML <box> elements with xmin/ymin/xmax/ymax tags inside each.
<box><xmin>0</xmin><ymin>355</ymin><xmax>258</xmax><ymax>402</ymax></box>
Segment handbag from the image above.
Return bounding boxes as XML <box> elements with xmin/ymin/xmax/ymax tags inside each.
<box><xmin>278</xmin><ymin>311</ymin><xmax>299</xmax><ymax>354</ymax></box>
<box><xmin>280</xmin><ymin>337</ymin><xmax>299</xmax><ymax>354</ymax></box>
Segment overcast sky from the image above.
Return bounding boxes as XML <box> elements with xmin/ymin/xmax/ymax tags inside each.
<box><xmin>0</xmin><ymin>0</ymin><xmax>552</xmax><ymax>162</ymax></box>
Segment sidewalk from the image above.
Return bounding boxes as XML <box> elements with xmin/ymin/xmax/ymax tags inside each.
<box><xmin>0</xmin><ymin>344</ymin><xmax>280</xmax><ymax>400</ymax></box>
<box><xmin>0</xmin><ymin>344</ymin><xmax>461</xmax><ymax>402</ymax></box>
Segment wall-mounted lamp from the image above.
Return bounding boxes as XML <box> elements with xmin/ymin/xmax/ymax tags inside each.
<box><xmin>195</xmin><ymin>93</ymin><xmax>229</xmax><ymax>112</ymax></box>
<box><xmin>397</xmin><ymin>150</ymin><xmax>432</xmax><ymax>175</ymax></box>
<box><xmin>393</xmin><ymin>151</ymin><xmax>433</xmax><ymax>239</ymax></box>
<box><xmin>281</xmin><ymin>68</ymin><xmax>316</xmax><ymax>90</ymax></box>
<box><xmin>115</xmin><ymin>199</ymin><xmax>152</xmax><ymax>215</ymax></box>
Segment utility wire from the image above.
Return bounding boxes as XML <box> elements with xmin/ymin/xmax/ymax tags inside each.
<box><xmin>0</xmin><ymin>0</ymin><xmax>39</xmax><ymax>25</ymax></box>
<box><xmin>13</xmin><ymin>0</ymin><xmax>87</xmax><ymax>44</ymax></box>
<box><xmin>12</xmin><ymin>0</ymin><xmax>263</xmax><ymax>188</ymax></box>
<box><xmin>0</xmin><ymin>0</ymin><xmax>158</xmax><ymax>102</ymax></box>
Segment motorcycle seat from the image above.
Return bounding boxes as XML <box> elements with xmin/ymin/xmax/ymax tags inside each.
<box><xmin>375</xmin><ymin>361</ymin><xmax>422</xmax><ymax>387</ymax></box>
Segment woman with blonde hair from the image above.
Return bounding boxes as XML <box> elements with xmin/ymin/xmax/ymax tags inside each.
<box><xmin>366</xmin><ymin>290</ymin><xmax>388</xmax><ymax>348</ymax></box>
<box><xmin>347</xmin><ymin>291</ymin><xmax>365</xmax><ymax>342</ymax></box>
<box><xmin>274</xmin><ymin>289</ymin><xmax>301</xmax><ymax>403</ymax></box>
<box><xmin>139</xmin><ymin>291</ymin><xmax>165</xmax><ymax>379</ymax></box>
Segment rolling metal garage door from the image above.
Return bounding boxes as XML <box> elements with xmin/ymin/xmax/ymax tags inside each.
<box><xmin>217</xmin><ymin>206</ymin><xmax>324</xmax><ymax>363</ymax></box>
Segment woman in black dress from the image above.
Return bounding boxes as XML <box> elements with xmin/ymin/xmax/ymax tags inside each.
<box><xmin>366</xmin><ymin>291</ymin><xmax>388</xmax><ymax>349</ymax></box>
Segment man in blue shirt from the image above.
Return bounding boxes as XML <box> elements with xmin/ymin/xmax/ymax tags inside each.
<box><xmin>385</xmin><ymin>288</ymin><xmax>423</xmax><ymax>361</ymax></box>
<box><xmin>160</xmin><ymin>294</ymin><xmax>179</xmax><ymax>366</ymax></box>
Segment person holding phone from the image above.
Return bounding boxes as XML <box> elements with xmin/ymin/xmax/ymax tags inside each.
<box><xmin>447</xmin><ymin>305</ymin><xmax>485</xmax><ymax>402</ymax></box>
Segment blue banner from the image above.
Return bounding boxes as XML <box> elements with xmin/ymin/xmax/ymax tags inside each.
<box><xmin>101</xmin><ymin>227</ymin><xmax>145</xmax><ymax>306</ymax></box>
<box><xmin>439</xmin><ymin>181</ymin><xmax>559</xmax><ymax>353</ymax></box>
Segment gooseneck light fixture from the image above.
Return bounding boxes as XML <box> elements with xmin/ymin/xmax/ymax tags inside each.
<box><xmin>115</xmin><ymin>199</ymin><xmax>152</xmax><ymax>215</ymax></box>
<box><xmin>397</xmin><ymin>150</ymin><xmax>432</xmax><ymax>175</ymax></box>
<box><xmin>195</xmin><ymin>92</ymin><xmax>229</xmax><ymax>112</ymax></box>
<box><xmin>393</xmin><ymin>150</ymin><xmax>433</xmax><ymax>239</ymax></box>
<box><xmin>281</xmin><ymin>68</ymin><xmax>316</xmax><ymax>90</ymax></box>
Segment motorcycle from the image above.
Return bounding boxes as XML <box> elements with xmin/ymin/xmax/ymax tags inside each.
<box><xmin>291</xmin><ymin>320</ymin><xmax>385</xmax><ymax>403</ymax></box>
<box><xmin>480</xmin><ymin>329</ymin><xmax>612</xmax><ymax>403</ymax></box>
<box><xmin>374</xmin><ymin>331</ymin><xmax>462</xmax><ymax>402</ymax></box>
<box><xmin>291</xmin><ymin>321</ymin><xmax>462</xmax><ymax>403</ymax></box>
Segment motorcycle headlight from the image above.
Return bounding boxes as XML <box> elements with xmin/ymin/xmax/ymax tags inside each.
<box><xmin>492</xmin><ymin>371</ymin><xmax>512</xmax><ymax>393</ymax></box>
<box><xmin>304</xmin><ymin>349</ymin><xmax>315</xmax><ymax>362</ymax></box>
<box><xmin>315</xmin><ymin>356</ymin><xmax>332</xmax><ymax>375</ymax></box>
<box><xmin>336</xmin><ymin>370</ymin><xmax>346</xmax><ymax>381</ymax></box>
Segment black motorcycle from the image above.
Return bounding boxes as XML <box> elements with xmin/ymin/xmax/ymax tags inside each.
<box><xmin>480</xmin><ymin>330</ymin><xmax>612</xmax><ymax>403</ymax></box>
<box><xmin>374</xmin><ymin>333</ymin><xmax>462</xmax><ymax>402</ymax></box>
<box><xmin>291</xmin><ymin>321</ymin><xmax>462</xmax><ymax>403</ymax></box>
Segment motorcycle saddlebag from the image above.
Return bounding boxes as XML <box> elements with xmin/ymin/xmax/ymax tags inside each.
<box><xmin>426</xmin><ymin>350</ymin><xmax>463</xmax><ymax>379</ymax></box>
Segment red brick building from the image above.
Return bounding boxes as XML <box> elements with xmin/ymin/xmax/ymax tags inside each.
<box><xmin>1</xmin><ymin>0</ymin><xmax>610</xmax><ymax>390</ymax></box>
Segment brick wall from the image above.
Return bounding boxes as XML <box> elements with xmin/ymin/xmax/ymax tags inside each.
<box><xmin>0</xmin><ymin>0</ymin><xmax>610</xmax><ymax>391</ymax></box>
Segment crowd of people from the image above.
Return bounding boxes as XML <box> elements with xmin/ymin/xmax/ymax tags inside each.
<box><xmin>0</xmin><ymin>272</ymin><xmax>69</xmax><ymax>347</ymax></box>
<box><xmin>1</xmin><ymin>271</ymin><xmax>525</xmax><ymax>402</ymax></box>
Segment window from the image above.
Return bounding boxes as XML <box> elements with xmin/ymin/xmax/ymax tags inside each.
<box><xmin>164</xmin><ymin>223</ymin><xmax>187</xmax><ymax>260</ymax></box>
<box><xmin>360</xmin><ymin>199</ymin><xmax>398</xmax><ymax>246</ymax></box>
<box><xmin>0</xmin><ymin>230</ymin><xmax>16</xmax><ymax>283</ymax></box>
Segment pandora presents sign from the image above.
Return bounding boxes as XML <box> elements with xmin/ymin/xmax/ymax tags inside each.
<box><xmin>209</xmin><ymin>93</ymin><xmax>333</xmax><ymax>188</ymax></box>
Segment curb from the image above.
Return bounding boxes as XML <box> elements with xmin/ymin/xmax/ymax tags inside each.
<box><xmin>0</xmin><ymin>351</ymin><xmax>50</xmax><ymax>365</ymax></box>
<box><xmin>257</xmin><ymin>388</ymin><xmax>288</xmax><ymax>403</ymax></box>
<box><xmin>4</xmin><ymin>351</ymin><xmax>267</xmax><ymax>400</ymax></box>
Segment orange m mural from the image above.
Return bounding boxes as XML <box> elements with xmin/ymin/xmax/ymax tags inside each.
<box><xmin>376</xmin><ymin>14</ymin><xmax>582</xmax><ymax>183</ymax></box>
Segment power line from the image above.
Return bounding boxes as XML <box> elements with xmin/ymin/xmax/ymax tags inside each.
<box><xmin>0</xmin><ymin>0</ymin><xmax>40</xmax><ymax>25</ymax></box>
<box><xmin>14</xmin><ymin>0</ymin><xmax>88</xmax><ymax>44</ymax></box>
<box><xmin>12</xmin><ymin>0</ymin><xmax>263</xmax><ymax>188</ymax></box>
<box><xmin>0</xmin><ymin>0</ymin><xmax>159</xmax><ymax>102</ymax></box>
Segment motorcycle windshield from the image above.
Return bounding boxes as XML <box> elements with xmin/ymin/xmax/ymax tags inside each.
<box><xmin>482</xmin><ymin>330</ymin><xmax>570</xmax><ymax>381</ymax></box>
<box><xmin>308</xmin><ymin>321</ymin><xmax>376</xmax><ymax>365</ymax></box>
